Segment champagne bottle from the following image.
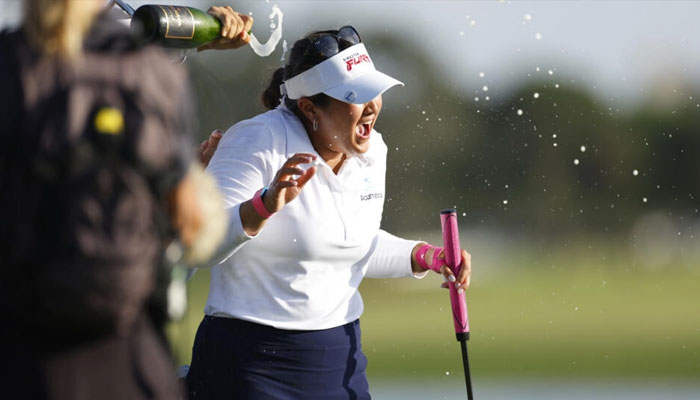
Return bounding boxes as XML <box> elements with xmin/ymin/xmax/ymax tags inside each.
<box><xmin>131</xmin><ymin>5</ymin><xmax>221</xmax><ymax>48</ymax></box>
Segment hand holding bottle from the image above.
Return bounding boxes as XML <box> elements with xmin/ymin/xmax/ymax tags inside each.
<box><xmin>131</xmin><ymin>4</ymin><xmax>253</xmax><ymax>49</ymax></box>
<box><xmin>198</xmin><ymin>6</ymin><xmax>254</xmax><ymax>51</ymax></box>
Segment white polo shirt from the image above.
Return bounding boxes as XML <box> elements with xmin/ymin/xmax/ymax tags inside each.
<box><xmin>204</xmin><ymin>104</ymin><xmax>422</xmax><ymax>330</ymax></box>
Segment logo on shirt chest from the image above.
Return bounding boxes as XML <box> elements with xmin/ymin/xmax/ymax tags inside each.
<box><xmin>360</xmin><ymin>192</ymin><xmax>383</xmax><ymax>201</ymax></box>
<box><xmin>360</xmin><ymin>177</ymin><xmax>383</xmax><ymax>201</ymax></box>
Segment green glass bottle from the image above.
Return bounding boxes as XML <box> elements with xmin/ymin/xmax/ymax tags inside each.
<box><xmin>131</xmin><ymin>4</ymin><xmax>222</xmax><ymax>48</ymax></box>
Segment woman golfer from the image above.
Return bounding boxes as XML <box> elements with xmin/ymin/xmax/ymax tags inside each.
<box><xmin>186</xmin><ymin>26</ymin><xmax>472</xmax><ymax>399</ymax></box>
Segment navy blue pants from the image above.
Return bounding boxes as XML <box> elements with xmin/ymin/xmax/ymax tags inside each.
<box><xmin>186</xmin><ymin>316</ymin><xmax>371</xmax><ymax>400</ymax></box>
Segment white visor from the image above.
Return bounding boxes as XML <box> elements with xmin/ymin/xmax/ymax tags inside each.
<box><xmin>282</xmin><ymin>43</ymin><xmax>403</xmax><ymax>104</ymax></box>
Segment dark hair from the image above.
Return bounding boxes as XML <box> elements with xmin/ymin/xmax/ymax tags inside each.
<box><xmin>261</xmin><ymin>31</ymin><xmax>334</xmax><ymax>113</ymax></box>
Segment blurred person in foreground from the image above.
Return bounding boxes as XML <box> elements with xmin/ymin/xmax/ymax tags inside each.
<box><xmin>0</xmin><ymin>0</ymin><xmax>250</xmax><ymax>398</ymax></box>
<box><xmin>185</xmin><ymin>26</ymin><xmax>472</xmax><ymax>399</ymax></box>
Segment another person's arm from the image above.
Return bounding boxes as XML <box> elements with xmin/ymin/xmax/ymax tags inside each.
<box><xmin>199</xmin><ymin>129</ymin><xmax>223</xmax><ymax>167</ymax></box>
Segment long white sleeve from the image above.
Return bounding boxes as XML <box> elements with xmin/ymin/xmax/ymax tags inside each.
<box><xmin>365</xmin><ymin>229</ymin><xmax>424</xmax><ymax>279</ymax></box>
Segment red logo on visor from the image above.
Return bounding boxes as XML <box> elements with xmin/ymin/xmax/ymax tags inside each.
<box><xmin>345</xmin><ymin>54</ymin><xmax>371</xmax><ymax>71</ymax></box>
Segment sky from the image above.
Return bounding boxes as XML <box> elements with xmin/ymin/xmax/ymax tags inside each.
<box><xmin>3</xmin><ymin>0</ymin><xmax>699</xmax><ymax>105</ymax></box>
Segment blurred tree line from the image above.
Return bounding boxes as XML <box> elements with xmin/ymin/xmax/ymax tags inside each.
<box><xmin>185</xmin><ymin>33</ymin><xmax>700</xmax><ymax>240</ymax></box>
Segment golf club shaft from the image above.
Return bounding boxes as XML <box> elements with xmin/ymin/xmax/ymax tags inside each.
<box><xmin>461</xmin><ymin>340</ymin><xmax>474</xmax><ymax>400</ymax></box>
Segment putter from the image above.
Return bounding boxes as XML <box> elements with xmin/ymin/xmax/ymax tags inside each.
<box><xmin>440</xmin><ymin>208</ymin><xmax>474</xmax><ymax>400</ymax></box>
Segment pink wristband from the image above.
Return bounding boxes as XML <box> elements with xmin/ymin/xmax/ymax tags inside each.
<box><xmin>416</xmin><ymin>244</ymin><xmax>446</xmax><ymax>273</ymax></box>
<box><xmin>252</xmin><ymin>188</ymin><xmax>274</xmax><ymax>219</ymax></box>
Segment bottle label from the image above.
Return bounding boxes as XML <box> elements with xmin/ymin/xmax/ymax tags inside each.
<box><xmin>157</xmin><ymin>5</ymin><xmax>195</xmax><ymax>40</ymax></box>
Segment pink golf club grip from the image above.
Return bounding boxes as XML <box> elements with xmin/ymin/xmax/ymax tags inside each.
<box><xmin>440</xmin><ymin>209</ymin><xmax>470</xmax><ymax>341</ymax></box>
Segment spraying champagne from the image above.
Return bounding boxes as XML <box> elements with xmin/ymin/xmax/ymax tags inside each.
<box><xmin>128</xmin><ymin>3</ymin><xmax>282</xmax><ymax>56</ymax></box>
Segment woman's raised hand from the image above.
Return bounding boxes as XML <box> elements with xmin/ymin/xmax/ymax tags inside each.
<box><xmin>262</xmin><ymin>153</ymin><xmax>318</xmax><ymax>214</ymax></box>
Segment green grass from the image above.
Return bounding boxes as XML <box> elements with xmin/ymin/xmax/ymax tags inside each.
<box><xmin>167</xmin><ymin>251</ymin><xmax>700</xmax><ymax>382</ymax></box>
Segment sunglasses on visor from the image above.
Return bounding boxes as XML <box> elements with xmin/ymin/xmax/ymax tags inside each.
<box><xmin>307</xmin><ymin>26</ymin><xmax>362</xmax><ymax>59</ymax></box>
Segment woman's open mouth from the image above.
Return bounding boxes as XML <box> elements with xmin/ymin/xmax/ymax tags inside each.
<box><xmin>356</xmin><ymin>122</ymin><xmax>372</xmax><ymax>139</ymax></box>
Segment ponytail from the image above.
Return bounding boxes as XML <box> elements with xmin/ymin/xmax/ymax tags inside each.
<box><xmin>261</xmin><ymin>67</ymin><xmax>286</xmax><ymax>110</ymax></box>
<box><xmin>260</xmin><ymin>32</ymin><xmax>333</xmax><ymax>113</ymax></box>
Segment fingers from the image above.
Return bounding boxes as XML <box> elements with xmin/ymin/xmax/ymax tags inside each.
<box><xmin>199</xmin><ymin>130</ymin><xmax>223</xmax><ymax>167</ymax></box>
<box><xmin>458</xmin><ymin>249</ymin><xmax>472</xmax><ymax>289</ymax></box>
<box><xmin>274</xmin><ymin>180</ymin><xmax>298</xmax><ymax>189</ymax></box>
<box><xmin>208</xmin><ymin>6</ymin><xmax>253</xmax><ymax>45</ymax></box>
<box><xmin>271</xmin><ymin>153</ymin><xmax>317</xmax><ymax>186</ymax></box>
<box><xmin>277</xmin><ymin>153</ymin><xmax>316</xmax><ymax>178</ymax></box>
<box><xmin>223</xmin><ymin>6</ymin><xmax>241</xmax><ymax>40</ymax></box>
<box><xmin>240</xmin><ymin>14</ymin><xmax>253</xmax><ymax>42</ymax></box>
<box><xmin>198</xmin><ymin>139</ymin><xmax>208</xmax><ymax>158</ymax></box>
<box><xmin>438</xmin><ymin>249</ymin><xmax>471</xmax><ymax>293</ymax></box>
<box><xmin>208</xmin><ymin>6</ymin><xmax>239</xmax><ymax>39</ymax></box>
<box><xmin>436</xmin><ymin>249</ymin><xmax>456</xmax><ymax>283</ymax></box>
<box><xmin>295</xmin><ymin>166</ymin><xmax>316</xmax><ymax>188</ymax></box>
<box><xmin>277</xmin><ymin>166</ymin><xmax>307</xmax><ymax>179</ymax></box>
